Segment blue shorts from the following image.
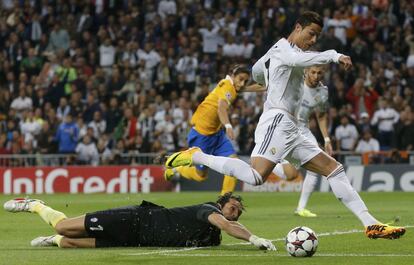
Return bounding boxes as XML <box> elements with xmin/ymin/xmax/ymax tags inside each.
<box><xmin>187</xmin><ymin>128</ymin><xmax>236</xmax><ymax>170</ymax></box>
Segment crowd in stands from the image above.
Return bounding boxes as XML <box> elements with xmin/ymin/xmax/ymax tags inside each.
<box><xmin>0</xmin><ymin>0</ymin><xmax>414</xmax><ymax>166</ymax></box>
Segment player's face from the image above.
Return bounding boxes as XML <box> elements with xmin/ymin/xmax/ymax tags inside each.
<box><xmin>222</xmin><ymin>199</ymin><xmax>243</xmax><ymax>221</ymax></box>
<box><xmin>306</xmin><ymin>66</ymin><xmax>325</xmax><ymax>87</ymax></box>
<box><xmin>232</xmin><ymin>73</ymin><xmax>250</xmax><ymax>91</ymax></box>
<box><xmin>296</xmin><ymin>23</ymin><xmax>322</xmax><ymax>50</ymax></box>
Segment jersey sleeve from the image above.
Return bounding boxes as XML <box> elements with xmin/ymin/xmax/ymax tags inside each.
<box><xmin>216</xmin><ymin>81</ymin><xmax>235</xmax><ymax>105</ymax></box>
<box><xmin>252</xmin><ymin>56</ymin><xmax>266</xmax><ymax>85</ymax></box>
<box><xmin>277</xmin><ymin>48</ymin><xmax>343</xmax><ymax>67</ymax></box>
<box><xmin>196</xmin><ymin>203</ymin><xmax>223</xmax><ymax>223</ymax></box>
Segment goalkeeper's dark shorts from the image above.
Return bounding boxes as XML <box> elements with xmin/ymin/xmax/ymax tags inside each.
<box><xmin>85</xmin><ymin>205</ymin><xmax>143</xmax><ymax>247</ymax></box>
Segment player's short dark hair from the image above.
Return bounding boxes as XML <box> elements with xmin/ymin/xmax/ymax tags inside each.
<box><xmin>296</xmin><ymin>11</ymin><xmax>324</xmax><ymax>29</ymax></box>
<box><xmin>216</xmin><ymin>192</ymin><xmax>245</xmax><ymax>211</ymax></box>
<box><xmin>230</xmin><ymin>64</ymin><xmax>250</xmax><ymax>76</ymax></box>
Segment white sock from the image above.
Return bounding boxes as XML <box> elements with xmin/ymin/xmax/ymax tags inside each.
<box><xmin>297</xmin><ymin>171</ymin><xmax>318</xmax><ymax>210</ymax></box>
<box><xmin>193</xmin><ymin>152</ymin><xmax>264</xmax><ymax>185</ymax></box>
<box><xmin>327</xmin><ymin>165</ymin><xmax>379</xmax><ymax>226</ymax></box>
<box><xmin>272</xmin><ymin>163</ymin><xmax>287</xmax><ymax>179</ymax></box>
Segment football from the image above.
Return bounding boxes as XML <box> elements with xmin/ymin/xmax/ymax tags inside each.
<box><xmin>285</xmin><ymin>226</ymin><xmax>318</xmax><ymax>257</ymax></box>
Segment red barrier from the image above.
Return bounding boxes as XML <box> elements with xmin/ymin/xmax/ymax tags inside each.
<box><xmin>0</xmin><ymin>166</ymin><xmax>173</xmax><ymax>194</ymax></box>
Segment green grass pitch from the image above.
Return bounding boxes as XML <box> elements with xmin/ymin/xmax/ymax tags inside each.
<box><xmin>0</xmin><ymin>192</ymin><xmax>412</xmax><ymax>265</ymax></box>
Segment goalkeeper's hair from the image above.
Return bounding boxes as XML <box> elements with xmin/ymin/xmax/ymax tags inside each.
<box><xmin>216</xmin><ymin>192</ymin><xmax>245</xmax><ymax>211</ymax></box>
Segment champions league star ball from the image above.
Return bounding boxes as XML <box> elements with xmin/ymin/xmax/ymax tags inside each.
<box><xmin>285</xmin><ymin>226</ymin><xmax>318</xmax><ymax>257</ymax></box>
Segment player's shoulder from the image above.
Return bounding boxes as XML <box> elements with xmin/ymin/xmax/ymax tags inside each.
<box><xmin>216</xmin><ymin>78</ymin><xmax>234</xmax><ymax>92</ymax></box>
<box><xmin>267</xmin><ymin>38</ymin><xmax>292</xmax><ymax>54</ymax></box>
<box><xmin>317</xmin><ymin>82</ymin><xmax>329</xmax><ymax>93</ymax></box>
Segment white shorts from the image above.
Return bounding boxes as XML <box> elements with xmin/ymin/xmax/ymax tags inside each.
<box><xmin>299</xmin><ymin>125</ymin><xmax>318</xmax><ymax>146</ymax></box>
<box><xmin>251</xmin><ymin>109</ymin><xmax>322</xmax><ymax>167</ymax></box>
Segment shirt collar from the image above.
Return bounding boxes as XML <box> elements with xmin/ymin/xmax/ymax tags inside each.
<box><xmin>225</xmin><ymin>75</ymin><xmax>234</xmax><ymax>85</ymax></box>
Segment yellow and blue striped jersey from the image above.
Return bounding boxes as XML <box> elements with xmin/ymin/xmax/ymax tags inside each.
<box><xmin>191</xmin><ymin>76</ymin><xmax>237</xmax><ymax>135</ymax></box>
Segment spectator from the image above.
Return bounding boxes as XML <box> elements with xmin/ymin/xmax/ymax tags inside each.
<box><xmin>357</xmin><ymin>9</ymin><xmax>378</xmax><ymax>37</ymax></box>
<box><xmin>56</xmin><ymin>97</ymin><xmax>71</xmax><ymax>120</ymax></box>
<box><xmin>370</xmin><ymin>98</ymin><xmax>399</xmax><ymax>150</ymax></box>
<box><xmin>97</xmin><ymin>138</ymin><xmax>112</xmax><ymax>165</ymax></box>
<box><xmin>158</xmin><ymin>0</ymin><xmax>177</xmax><ymax>19</ymax></box>
<box><xmin>99</xmin><ymin>38</ymin><xmax>116</xmax><ymax>71</ymax></box>
<box><xmin>47</xmin><ymin>22</ymin><xmax>70</xmax><ymax>52</ymax></box>
<box><xmin>10</xmin><ymin>89</ymin><xmax>32</xmax><ymax>114</ymax></box>
<box><xmin>75</xmin><ymin>135</ymin><xmax>99</xmax><ymax>166</ymax></box>
<box><xmin>20</xmin><ymin>110</ymin><xmax>42</xmax><ymax>145</ymax></box>
<box><xmin>55</xmin><ymin>58</ymin><xmax>77</xmax><ymax>95</ymax></box>
<box><xmin>154</xmin><ymin>113</ymin><xmax>175</xmax><ymax>152</ymax></box>
<box><xmin>198</xmin><ymin>21</ymin><xmax>222</xmax><ymax>55</ymax></box>
<box><xmin>335</xmin><ymin>115</ymin><xmax>359</xmax><ymax>151</ymax></box>
<box><xmin>393</xmin><ymin>108</ymin><xmax>414</xmax><ymax>151</ymax></box>
<box><xmin>36</xmin><ymin>121</ymin><xmax>56</xmax><ymax>154</ymax></box>
<box><xmin>327</xmin><ymin>10</ymin><xmax>351</xmax><ymax>46</ymax></box>
<box><xmin>346</xmin><ymin>78</ymin><xmax>379</xmax><ymax>118</ymax></box>
<box><xmin>406</xmin><ymin>31</ymin><xmax>414</xmax><ymax>68</ymax></box>
<box><xmin>55</xmin><ymin>113</ymin><xmax>79</xmax><ymax>154</ymax></box>
<box><xmin>137</xmin><ymin>42</ymin><xmax>161</xmax><ymax>77</ymax></box>
<box><xmin>318</xmin><ymin>26</ymin><xmax>345</xmax><ymax>53</ymax></box>
<box><xmin>355</xmin><ymin>129</ymin><xmax>380</xmax><ymax>153</ymax></box>
<box><xmin>88</xmin><ymin>111</ymin><xmax>106</xmax><ymax>139</ymax></box>
<box><xmin>20</xmin><ymin>48</ymin><xmax>42</xmax><ymax>77</ymax></box>
<box><xmin>358</xmin><ymin>112</ymin><xmax>372</xmax><ymax>133</ymax></box>
<box><xmin>176</xmin><ymin>48</ymin><xmax>198</xmax><ymax>92</ymax></box>
<box><xmin>105</xmin><ymin>97</ymin><xmax>122</xmax><ymax>134</ymax></box>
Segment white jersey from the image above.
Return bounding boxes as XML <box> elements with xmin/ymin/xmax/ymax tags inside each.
<box><xmin>252</xmin><ymin>38</ymin><xmax>341</xmax><ymax>117</ymax></box>
<box><xmin>297</xmin><ymin>82</ymin><xmax>329</xmax><ymax>127</ymax></box>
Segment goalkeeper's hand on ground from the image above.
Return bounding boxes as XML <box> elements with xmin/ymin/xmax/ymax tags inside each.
<box><xmin>249</xmin><ymin>235</ymin><xmax>276</xmax><ymax>251</ymax></box>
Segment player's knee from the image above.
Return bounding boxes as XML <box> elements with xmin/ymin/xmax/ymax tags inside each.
<box><xmin>55</xmin><ymin>220</ymin><xmax>70</xmax><ymax>236</ymax></box>
<box><xmin>250</xmin><ymin>167</ymin><xmax>266</xmax><ymax>186</ymax></box>
<box><xmin>326</xmin><ymin>162</ymin><xmax>344</xmax><ymax>178</ymax></box>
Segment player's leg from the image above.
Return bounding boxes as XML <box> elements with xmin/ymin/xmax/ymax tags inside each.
<box><xmin>166</xmin><ymin>111</ymin><xmax>290</xmax><ymax>185</ymax></box>
<box><xmin>272</xmin><ymin>161</ymin><xmax>299</xmax><ymax>180</ymax></box>
<box><xmin>31</xmin><ymin>216</ymin><xmax>90</xmax><ymax>248</ymax></box>
<box><xmin>60</xmin><ymin>237</ymin><xmax>96</xmax><ymax>248</ymax></box>
<box><xmin>212</xmin><ymin>131</ymin><xmax>239</xmax><ymax>194</ymax></box>
<box><xmin>294</xmin><ymin>126</ymin><xmax>320</xmax><ymax>217</ymax></box>
<box><xmin>303</xmin><ymin>151</ymin><xmax>405</xmax><ymax>239</ymax></box>
<box><xmin>4</xmin><ymin>198</ymin><xmax>67</xmax><ymax>228</ymax></box>
<box><xmin>295</xmin><ymin>170</ymin><xmax>318</xmax><ymax>217</ymax></box>
<box><xmin>165</xmin><ymin>128</ymin><xmax>211</xmax><ymax>182</ymax></box>
<box><xmin>165</xmin><ymin>166</ymin><xmax>208</xmax><ymax>181</ymax></box>
<box><xmin>31</xmin><ymin>235</ymin><xmax>95</xmax><ymax>248</ymax></box>
<box><xmin>55</xmin><ymin>215</ymin><xmax>89</xmax><ymax>238</ymax></box>
<box><xmin>166</xmin><ymin>147</ymin><xmax>273</xmax><ymax>185</ymax></box>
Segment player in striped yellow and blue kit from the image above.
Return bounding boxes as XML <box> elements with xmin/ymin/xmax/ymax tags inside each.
<box><xmin>165</xmin><ymin>65</ymin><xmax>265</xmax><ymax>194</ymax></box>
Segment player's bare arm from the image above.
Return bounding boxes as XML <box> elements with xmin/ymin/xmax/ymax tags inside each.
<box><xmin>217</xmin><ymin>99</ymin><xmax>234</xmax><ymax>140</ymax></box>
<box><xmin>207</xmin><ymin>213</ymin><xmax>276</xmax><ymax>251</ymax></box>
<box><xmin>240</xmin><ymin>83</ymin><xmax>266</xmax><ymax>92</ymax></box>
<box><xmin>316</xmin><ymin>111</ymin><xmax>333</xmax><ymax>155</ymax></box>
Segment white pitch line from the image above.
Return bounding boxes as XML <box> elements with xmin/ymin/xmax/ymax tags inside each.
<box><xmin>160</xmin><ymin>253</ymin><xmax>414</xmax><ymax>257</ymax></box>
<box><xmin>123</xmin><ymin>225</ymin><xmax>413</xmax><ymax>256</ymax></box>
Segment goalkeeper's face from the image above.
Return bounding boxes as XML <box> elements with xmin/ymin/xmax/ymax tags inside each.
<box><xmin>222</xmin><ymin>199</ymin><xmax>243</xmax><ymax>221</ymax></box>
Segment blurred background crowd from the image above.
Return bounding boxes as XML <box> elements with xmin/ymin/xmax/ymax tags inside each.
<box><xmin>0</xmin><ymin>0</ymin><xmax>414</xmax><ymax>166</ymax></box>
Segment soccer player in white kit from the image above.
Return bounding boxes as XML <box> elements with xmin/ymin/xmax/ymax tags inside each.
<box><xmin>273</xmin><ymin>65</ymin><xmax>333</xmax><ymax>218</ymax></box>
<box><xmin>166</xmin><ymin>11</ymin><xmax>405</xmax><ymax>239</ymax></box>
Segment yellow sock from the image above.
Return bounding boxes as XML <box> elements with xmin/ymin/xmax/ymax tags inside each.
<box><xmin>32</xmin><ymin>203</ymin><xmax>67</xmax><ymax>228</ymax></box>
<box><xmin>221</xmin><ymin>175</ymin><xmax>237</xmax><ymax>195</ymax></box>
<box><xmin>54</xmin><ymin>235</ymin><xmax>64</xmax><ymax>247</ymax></box>
<box><xmin>176</xmin><ymin>166</ymin><xmax>206</xmax><ymax>182</ymax></box>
